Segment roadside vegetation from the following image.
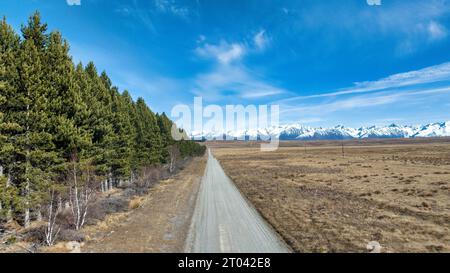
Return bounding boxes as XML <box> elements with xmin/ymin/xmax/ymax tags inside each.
<box><xmin>0</xmin><ymin>12</ymin><xmax>205</xmax><ymax>250</ymax></box>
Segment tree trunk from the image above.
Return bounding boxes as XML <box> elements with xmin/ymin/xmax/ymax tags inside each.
<box><xmin>24</xmin><ymin>208</ymin><xmax>30</xmax><ymax>228</ymax></box>
<box><xmin>1</xmin><ymin>166</ymin><xmax>13</xmax><ymax>222</ymax></box>
<box><xmin>45</xmin><ymin>190</ymin><xmax>61</xmax><ymax>246</ymax></box>
<box><xmin>6</xmin><ymin>174</ymin><xmax>12</xmax><ymax>223</ymax></box>
<box><xmin>24</xmin><ymin>177</ymin><xmax>30</xmax><ymax>228</ymax></box>
<box><xmin>57</xmin><ymin>196</ymin><xmax>63</xmax><ymax>212</ymax></box>
<box><xmin>36</xmin><ymin>207</ymin><xmax>42</xmax><ymax>222</ymax></box>
<box><xmin>0</xmin><ymin>166</ymin><xmax>3</xmax><ymax>216</ymax></box>
<box><xmin>25</xmin><ymin>94</ymin><xmax>30</xmax><ymax>228</ymax></box>
<box><xmin>108</xmin><ymin>173</ymin><xmax>113</xmax><ymax>191</ymax></box>
<box><xmin>74</xmin><ymin>163</ymin><xmax>81</xmax><ymax>230</ymax></box>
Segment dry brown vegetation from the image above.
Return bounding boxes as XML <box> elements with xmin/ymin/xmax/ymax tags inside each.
<box><xmin>81</xmin><ymin>155</ymin><xmax>206</xmax><ymax>253</ymax></box>
<box><xmin>0</xmin><ymin>155</ymin><xmax>204</xmax><ymax>253</ymax></box>
<box><xmin>211</xmin><ymin>138</ymin><xmax>450</xmax><ymax>253</ymax></box>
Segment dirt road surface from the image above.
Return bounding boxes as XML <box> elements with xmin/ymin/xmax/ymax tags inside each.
<box><xmin>185</xmin><ymin>150</ymin><xmax>290</xmax><ymax>253</ymax></box>
<box><xmin>82</xmin><ymin>156</ymin><xmax>206</xmax><ymax>253</ymax></box>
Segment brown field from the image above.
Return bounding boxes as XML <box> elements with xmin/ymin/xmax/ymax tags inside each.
<box><xmin>210</xmin><ymin>138</ymin><xmax>450</xmax><ymax>253</ymax></box>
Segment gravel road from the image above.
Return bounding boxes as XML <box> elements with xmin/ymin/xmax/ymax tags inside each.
<box><xmin>185</xmin><ymin>149</ymin><xmax>290</xmax><ymax>253</ymax></box>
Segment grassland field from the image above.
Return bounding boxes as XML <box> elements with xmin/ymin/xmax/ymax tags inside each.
<box><xmin>209</xmin><ymin>138</ymin><xmax>450</xmax><ymax>253</ymax></box>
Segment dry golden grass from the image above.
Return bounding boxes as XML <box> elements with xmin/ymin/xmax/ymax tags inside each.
<box><xmin>82</xmin><ymin>155</ymin><xmax>207</xmax><ymax>253</ymax></box>
<box><xmin>129</xmin><ymin>196</ymin><xmax>145</xmax><ymax>210</ymax></box>
<box><xmin>212</xmin><ymin>138</ymin><xmax>450</xmax><ymax>253</ymax></box>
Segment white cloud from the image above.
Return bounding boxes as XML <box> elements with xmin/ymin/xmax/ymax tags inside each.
<box><xmin>196</xmin><ymin>28</ymin><xmax>271</xmax><ymax>64</ymax></box>
<box><xmin>66</xmin><ymin>0</ymin><xmax>81</xmax><ymax>6</ymax></box>
<box><xmin>254</xmin><ymin>29</ymin><xmax>269</xmax><ymax>51</ymax></box>
<box><xmin>115</xmin><ymin>7</ymin><xmax>131</xmax><ymax>15</ymax></box>
<box><xmin>196</xmin><ymin>35</ymin><xmax>206</xmax><ymax>44</ymax></box>
<box><xmin>353</xmin><ymin>62</ymin><xmax>450</xmax><ymax>90</ymax></box>
<box><xmin>280</xmin><ymin>61</ymin><xmax>450</xmax><ymax>102</ymax></box>
<box><xmin>196</xmin><ymin>41</ymin><xmax>246</xmax><ymax>65</ymax></box>
<box><xmin>281</xmin><ymin>7</ymin><xmax>290</xmax><ymax>14</ymax></box>
<box><xmin>154</xmin><ymin>0</ymin><xmax>189</xmax><ymax>18</ymax></box>
<box><xmin>114</xmin><ymin>0</ymin><xmax>192</xmax><ymax>33</ymax></box>
<box><xmin>288</xmin><ymin>1</ymin><xmax>450</xmax><ymax>55</ymax></box>
<box><xmin>280</xmin><ymin>86</ymin><xmax>450</xmax><ymax>116</ymax></box>
<box><xmin>193</xmin><ymin>32</ymin><xmax>285</xmax><ymax>101</ymax></box>
<box><xmin>192</xmin><ymin>64</ymin><xmax>286</xmax><ymax>101</ymax></box>
<box><xmin>276</xmin><ymin>61</ymin><xmax>450</xmax><ymax>124</ymax></box>
<box><xmin>427</xmin><ymin>21</ymin><xmax>448</xmax><ymax>40</ymax></box>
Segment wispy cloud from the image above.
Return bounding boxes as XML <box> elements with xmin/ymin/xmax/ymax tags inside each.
<box><xmin>192</xmin><ymin>33</ymin><xmax>286</xmax><ymax>101</ymax></box>
<box><xmin>280</xmin><ymin>62</ymin><xmax>450</xmax><ymax>102</ymax></box>
<box><xmin>287</xmin><ymin>0</ymin><xmax>450</xmax><ymax>55</ymax></box>
<box><xmin>281</xmin><ymin>7</ymin><xmax>290</xmax><ymax>15</ymax></box>
<box><xmin>114</xmin><ymin>0</ymin><xmax>194</xmax><ymax>33</ymax></box>
<box><xmin>108</xmin><ymin>36</ymin><xmax>285</xmax><ymax>105</ymax></box>
<box><xmin>253</xmin><ymin>29</ymin><xmax>269</xmax><ymax>51</ymax></box>
<box><xmin>154</xmin><ymin>0</ymin><xmax>190</xmax><ymax>18</ymax></box>
<box><xmin>277</xmin><ymin>60</ymin><xmax>450</xmax><ymax>126</ymax></box>
<box><xmin>66</xmin><ymin>0</ymin><xmax>81</xmax><ymax>6</ymax></box>
<box><xmin>195</xmin><ymin>29</ymin><xmax>271</xmax><ymax>65</ymax></box>
<box><xmin>196</xmin><ymin>41</ymin><xmax>246</xmax><ymax>65</ymax></box>
<box><xmin>280</xmin><ymin>86</ymin><xmax>450</xmax><ymax>116</ymax></box>
<box><xmin>427</xmin><ymin>21</ymin><xmax>448</xmax><ymax>41</ymax></box>
<box><xmin>192</xmin><ymin>64</ymin><xmax>286</xmax><ymax>101</ymax></box>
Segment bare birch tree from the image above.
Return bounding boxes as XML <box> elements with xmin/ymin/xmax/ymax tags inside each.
<box><xmin>0</xmin><ymin>166</ymin><xmax>3</xmax><ymax>214</ymax></box>
<box><xmin>44</xmin><ymin>188</ymin><xmax>60</xmax><ymax>246</ymax></box>
<box><xmin>0</xmin><ymin>168</ymin><xmax>14</xmax><ymax>222</ymax></box>
<box><xmin>69</xmin><ymin>158</ymin><xmax>94</xmax><ymax>230</ymax></box>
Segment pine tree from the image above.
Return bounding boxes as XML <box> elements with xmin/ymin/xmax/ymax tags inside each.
<box><xmin>0</xmin><ymin>12</ymin><xmax>206</xmax><ymax>227</ymax></box>
<box><xmin>21</xmin><ymin>11</ymin><xmax>48</xmax><ymax>51</ymax></box>
<box><xmin>0</xmin><ymin>58</ymin><xmax>5</xmax><ymax>214</ymax></box>
<box><xmin>82</xmin><ymin>63</ymin><xmax>114</xmax><ymax>191</ymax></box>
<box><xmin>15</xmin><ymin>12</ymin><xmax>58</xmax><ymax>227</ymax></box>
<box><xmin>109</xmin><ymin>89</ymin><xmax>135</xmax><ymax>185</ymax></box>
<box><xmin>123</xmin><ymin>91</ymin><xmax>140</xmax><ymax>179</ymax></box>
<box><xmin>157</xmin><ymin>112</ymin><xmax>175</xmax><ymax>163</ymax></box>
<box><xmin>44</xmin><ymin>30</ymin><xmax>94</xmax><ymax>214</ymax></box>
<box><xmin>0</xmin><ymin>17</ymin><xmax>21</xmax><ymax>221</ymax></box>
<box><xmin>134</xmin><ymin>98</ymin><xmax>163</xmax><ymax>168</ymax></box>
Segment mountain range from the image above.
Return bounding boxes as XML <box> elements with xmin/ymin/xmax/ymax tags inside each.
<box><xmin>190</xmin><ymin>121</ymin><xmax>450</xmax><ymax>140</ymax></box>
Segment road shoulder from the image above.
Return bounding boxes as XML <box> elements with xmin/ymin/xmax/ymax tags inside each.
<box><xmin>82</xmin><ymin>156</ymin><xmax>206</xmax><ymax>253</ymax></box>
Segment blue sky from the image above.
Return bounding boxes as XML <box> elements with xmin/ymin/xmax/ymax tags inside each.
<box><xmin>1</xmin><ymin>0</ymin><xmax>450</xmax><ymax>127</ymax></box>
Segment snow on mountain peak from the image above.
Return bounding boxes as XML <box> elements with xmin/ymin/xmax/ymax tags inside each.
<box><xmin>190</xmin><ymin>121</ymin><xmax>450</xmax><ymax>140</ymax></box>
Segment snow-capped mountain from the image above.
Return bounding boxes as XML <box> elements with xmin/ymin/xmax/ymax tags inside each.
<box><xmin>190</xmin><ymin>121</ymin><xmax>450</xmax><ymax>140</ymax></box>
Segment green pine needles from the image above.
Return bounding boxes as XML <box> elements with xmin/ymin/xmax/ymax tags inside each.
<box><xmin>0</xmin><ymin>12</ymin><xmax>206</xmax><ymax>228</ymax></box>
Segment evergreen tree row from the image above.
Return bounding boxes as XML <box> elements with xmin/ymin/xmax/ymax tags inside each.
<box><xmin>0</xmin><ymin>12</ymin><xmax>205</xmax><ymax>227</ymax></box>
